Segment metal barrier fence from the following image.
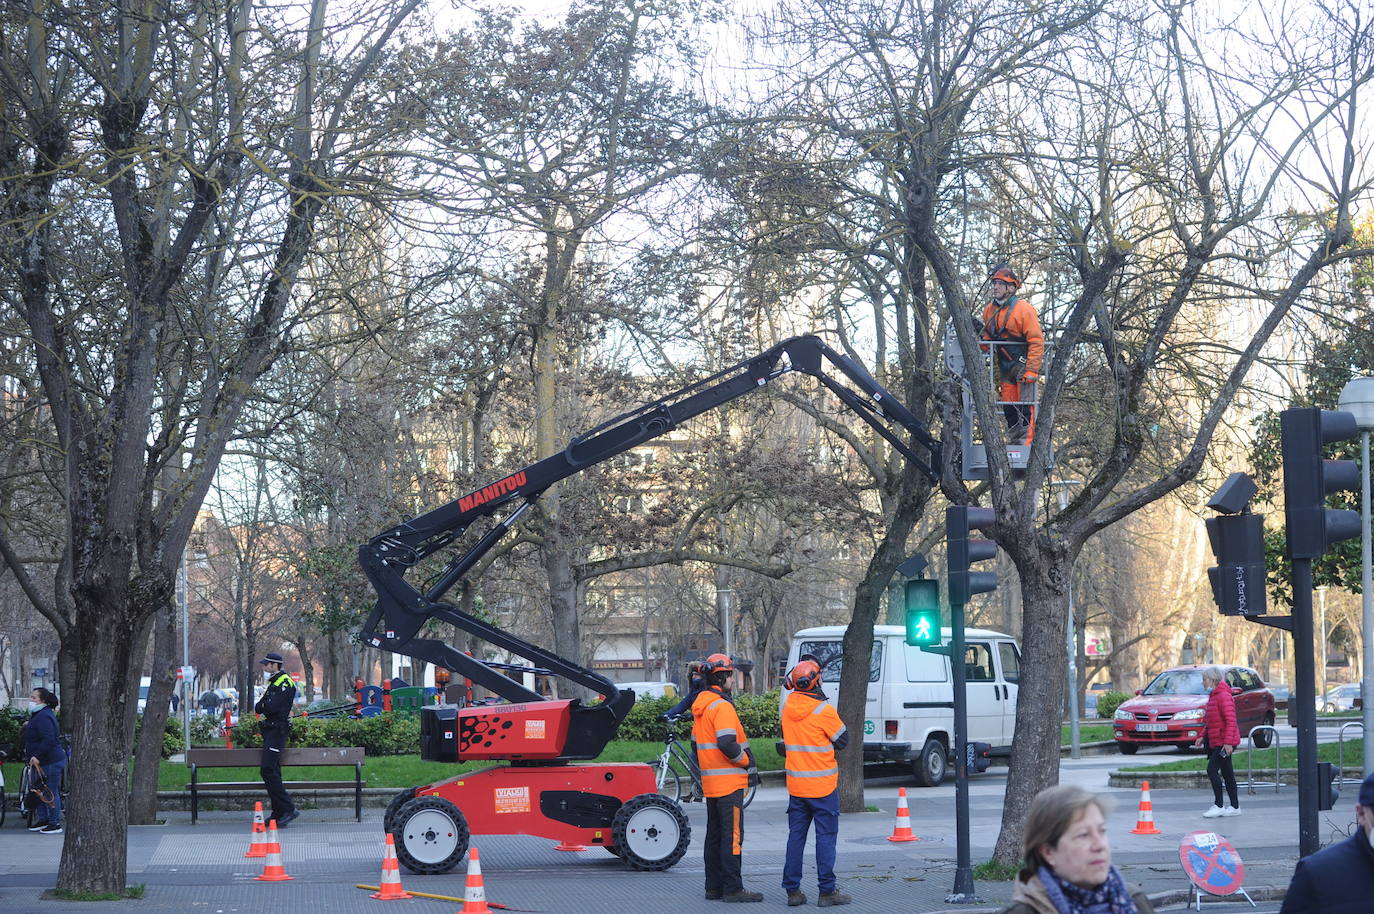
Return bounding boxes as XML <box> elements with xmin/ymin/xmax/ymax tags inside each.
<box><xmin>1244</xmin><ymin>724</ymin><xmax>1281</xmax><ymax>793</ymax></box>
<box><xmin>1337</xmin><ymin>720</ymin><xmax>1365</xmax><ymax>785</ymax></box>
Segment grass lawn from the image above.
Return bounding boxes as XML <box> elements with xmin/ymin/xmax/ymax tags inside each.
<box><xmin>1062</xmin><ymin>724</ymin><xmax>1113</xmax><ymax>744</ymax></box>
<box><xmin>1121</xmin><ymin>737</ymin><xmax>1364</xmax><ymax>772</ymax></box>
<box><xmin>160</xmin><ymin>739</ymin><xmax>787</xmax><ymax>790</ymax></box>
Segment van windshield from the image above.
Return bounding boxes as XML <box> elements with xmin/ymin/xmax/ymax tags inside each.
<box><xmin>798</xmin><ymin>640</ymin><xmax>881</xmax><ymax>683</ymax></box>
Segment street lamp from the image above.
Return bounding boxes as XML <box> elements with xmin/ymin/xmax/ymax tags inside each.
<box><xmin>1338</xmin><ymin>376</ymin><xmax>1374</xmax><ymax>775</ymax></box>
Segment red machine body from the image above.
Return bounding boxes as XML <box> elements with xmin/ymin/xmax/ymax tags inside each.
<box><xmin>411</xmin><ymin>762</ymin><xmax>657</xmax><ymax>845</ymax></box>
<box><xmin>457</xmin><ymin>700</ymin><xmax>573</xmax><ymax>761</ymax></box>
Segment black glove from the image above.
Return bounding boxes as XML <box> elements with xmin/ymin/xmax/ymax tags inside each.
<box><xmin>658</xmin><ymin>713</ymin><xmax>670</xmax><ymax>722</ymax></box>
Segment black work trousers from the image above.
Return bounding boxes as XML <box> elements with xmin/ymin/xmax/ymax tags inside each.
<box><xmin>1207</xmin><ymin>748</ymin><xmax>1239</xmax><ymax>809</ymax></box>
<box><xmin>704</xmin><ymin>788</ymin><xmax>746</xmax><ymax>896</ymax></box>
<box><xmin>259</xmin><ymin>721</ymin><xmax>296</xmax><ymax>822</ymax></box>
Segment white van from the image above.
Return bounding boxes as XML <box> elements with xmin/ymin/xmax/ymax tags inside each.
<box><xmin>783</xmin><ymin>624</ymin><xmax>1021</xmax><ymax>787</ymax></box>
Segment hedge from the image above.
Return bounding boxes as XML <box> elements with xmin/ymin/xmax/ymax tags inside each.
<box><xmin>1095</xmin><ymin>691</ymin><xmax>1132</xmax><ymax>720</ymax></box>
<box><xmin>615</xmin><ymin>690</ymin><xmax>782</xmax><ymax>742</ymax></box>
<box><xmin>229</xmin><ymin>711</ymin><xmax>421</xmax><ymax>756</ymax></box>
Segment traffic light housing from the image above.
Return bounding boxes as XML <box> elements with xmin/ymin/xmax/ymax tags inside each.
<box><xmin>1204</xmin><ymin>512</ymin><xmax>1267</xmax><ymax>616</ymax></box>
<box><xmin>904</xmin><ymin>578</ymin><xmax>941</xmax><ymax>646</ymax></box>
<box><xmin>1281</xmin><ymin>408</ymin><xmax>1361</xmax><ymax>559</ymax></box>
<box><xmin>947</xmin><ymin>505</ymin><xmax>998</xmax><ymax>605</ymax></box>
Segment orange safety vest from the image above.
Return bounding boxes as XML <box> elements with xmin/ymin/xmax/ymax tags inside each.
<box><xmin>692</xmin><ymin>687</ymin><xmax>750</xmax><ymax>798</ymax></box>
<box><xmin>781</xmin><ymin>690</ymin><xmax>844</xmax><ymax>798</ymax></box>
<box><xmin>980</xmin><ymin>296</ymin><xmax>1044</xmax><ymax>379</ymax></box>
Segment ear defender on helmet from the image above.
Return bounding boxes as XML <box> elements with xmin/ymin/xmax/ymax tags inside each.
<box><xmin>989</xmin><ymin>263</ymin><xmax>1021</xmax><ymax>289</ymax></box>
<box><xmin>704</xmin><ymin>652</ymin><xmax>735</xmax><ymax>674</ymax></box>
<box><xmin>784</xmin><ymin>656</ymin><xmax>822</xmax><ymax>691</ymax></box>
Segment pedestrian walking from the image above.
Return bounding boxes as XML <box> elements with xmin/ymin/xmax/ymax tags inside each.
<box><xmin>692</xmin><ymin>653</ymin><xmax>762</xmax><ymax>903</ymax></box>
<box><xmin>23</xmin><ymin>687</ymin><xmax>67</xmax><ymax>835</ymax></box>
<box><xmin>1278</xmin><ymin>770</ymin><xmax>1374</xmax><ymax>912</ymax></box>
<box><xmin>779</xmin><ymin>656</ymin><xmax>850</xmax><ymax>907</ymax></box>
<box><xmin>1193</xmin><ymin>666</ymin><xmax>1240</xmax><ymax>818</ymax></box>
<box><xmin>979</xmin><ymin>262</ymin><xmax>1044</xmax><ymax>444</ymax></box>
<box><xmin>999</xmin><ymin>784</ymin><xmax>1154</xmax><ymax>914</ymax></box>
<box><xmin>254</xmin><ymin>652</ymin><xmax>299</xmax><ymax>827</ymax></box>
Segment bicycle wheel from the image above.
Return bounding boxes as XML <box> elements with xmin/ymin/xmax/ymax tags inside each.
<box><xmin>650</xmin><ymin>757</ymin><xmax>683</xmax><ymax>802</ymax></box>
<box><xmin>743</xmin><ymin>776</ymin><xmax>757</xmax><ymax>809</ymax></box>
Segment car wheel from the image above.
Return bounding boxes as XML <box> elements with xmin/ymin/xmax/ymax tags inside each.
<box><xmin>1117</xmin><ymin>743</ymin><xmax>1139</xmax><ymax>755</ymax></box>
<box><xmin>1251</xmin><ymin>715</ymin><xmax>1275</xmax><ymax>748</ymax></box>
<box><xmin>912</xmin><ymin>738</ymin><xmax>948</xmax><ymax>787</ymax></box>
<box><xmin>1323</xmin><ymin>703</ymin><xmax>1336</xmax><ymax>714</ymax></box>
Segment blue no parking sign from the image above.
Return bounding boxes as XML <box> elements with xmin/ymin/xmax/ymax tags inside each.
<box><xmin>1178</xmin><ymin>830</ymin><xmax>1246</xmax><ymax>896</ymax></box>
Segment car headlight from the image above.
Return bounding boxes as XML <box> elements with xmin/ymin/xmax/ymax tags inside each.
<box><xmin>1114</xmin><ymin>708</ymin><xmax>1133</xmax><ymax>721</ymax></box>
<box><xmin>1174</xmin><ymin>709</ymin><xmax>1205</xmax><ymax>720</ymax></box>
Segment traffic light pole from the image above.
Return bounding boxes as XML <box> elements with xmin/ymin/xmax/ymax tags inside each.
<box><xmin>947</xmin><ymin>596</ymin><xmax>979</xmax><ymax>904</ymax></box>
<box><xmin>1291</xmin><ymin>557</ymin><xmax>1320</xmax><ymax>858</ymax></box>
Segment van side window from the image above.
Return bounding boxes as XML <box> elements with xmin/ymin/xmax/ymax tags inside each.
<box><xmin>799</xmin><ymin>640</ymin><xmax>882</xmax><ymax>683</ymax></box>
<box><xmin>997</xmin><ymin>642</ymin><xmax>1020</xmax><ymax>684</ymax></box>
<box><xmin>903</xmin><ymin>644</ymin><xmax>948</xmax><ymax>682</ymax></box>
<box><xmin>964</xmin><ymin>643</ymin><xmax>994</xmax><ymax>682</ymax></box>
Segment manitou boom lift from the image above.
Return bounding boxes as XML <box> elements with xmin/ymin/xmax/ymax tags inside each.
<box><xmin>358</xmin><ymin>335</ymin><xmax>940</xmax><ymax>874</ymax></box>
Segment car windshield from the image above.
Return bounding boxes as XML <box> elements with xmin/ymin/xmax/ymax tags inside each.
<box><xmin>1142</xmin><ymin>669</ymin><xmax>1207</xmax><ymax>696</ymax></box>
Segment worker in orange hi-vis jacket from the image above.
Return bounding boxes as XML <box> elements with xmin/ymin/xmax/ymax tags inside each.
<box><xmin>692</xmin><ymin>653</ymin><xmax>763</xmax><ymax>903</ymax></box>
<box><xmin>780</xmin><ymin>656</ymin><xmax>851</xmax><ymax>907</ymax></box>
<box><xmin>979</xmin><ymin>263</ymin><xmax>1044</xmax><ymax>444</ymax></box>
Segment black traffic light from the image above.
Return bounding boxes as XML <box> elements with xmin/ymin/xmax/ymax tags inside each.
<box><xmin>1281</xmin><ymin>408</ymin><xmax>1362</xmax><ymax>559</ymax></box>
<box><xmin>904</xmin><ymin>579</ymin><xmax>941</xmax><ymax>647</ymax></box>
<box><xmin>1204</xmin><ymin>514</ymin><xmax>1267</xmax><ymax>616</ymax></box>
<box><xmin>947</xmin><ymin>505</ymin><xmax>998</xmax><ymax>605</ymax></box>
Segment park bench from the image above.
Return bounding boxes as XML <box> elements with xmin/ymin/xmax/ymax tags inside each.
<box><xmin>184</xmin><ymin>746</ymin><xmax>365</xmax><ymax>824</ymax></box>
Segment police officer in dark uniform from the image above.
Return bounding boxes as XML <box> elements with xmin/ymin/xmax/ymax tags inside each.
<box><xmin>255</xmin><ymin>652</ymin><xmax>299</xmax><ymax>827</ymax></box>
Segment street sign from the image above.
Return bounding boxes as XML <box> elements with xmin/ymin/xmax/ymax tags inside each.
<box><xmin>34</xmin><ymin>667</ymin><xmax>47</xmax><ymax>677</ymax></box>
<box><xmin>177</xmin><ymin>665</ymin><xmax>196</xmax><ymax>681</ymax></box>
<box><xmin>1178</xmin><ymin>830</ymin><xmax>1245</xmax><ymax>897</ymax></box>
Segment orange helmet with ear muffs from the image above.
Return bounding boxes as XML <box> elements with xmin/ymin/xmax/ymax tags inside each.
<box><xmin>989</xmin><ymin>263</ymin><xmax>1021</xmax><ymax>289</ymax></box>
<box><xmin>784</xmin><ymin>654</ymin><xmax>823</xmax><ymax>691</ymax></box>
<box><xmin>703</xmin><ymin>653</ymin><xmax>735</xmax><ymax>674</ymax></box>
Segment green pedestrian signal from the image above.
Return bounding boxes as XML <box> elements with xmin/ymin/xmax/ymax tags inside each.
<box><xmin>904</xmin><ymin>579</ymin><xmax>942</xmax><ymax>646</ymax></box>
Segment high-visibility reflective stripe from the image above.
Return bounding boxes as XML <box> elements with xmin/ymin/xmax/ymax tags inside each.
<box><xmin>784</xmin><ymin>744</ymin><xmax>830</xmax><ymax>753</ymax></box>
<box><xmin>697</xmin><ymin>741</ymin><xmax>718</xmax><ymax>750</ymax></box>
<box><xmin>810</xmin><ymin>704</ymin><xmax>828</xmax><ymax>716</ymax></box>
<box><xmin>835</xmin><ymin>725</ymin><xmax>848</xmax><ymax>737</ymax></box>
<box><xmin>700</xmin><ymin>766</ymin><xmax>747</xmax><ymax>777</ymax></box>
<box><xmin>732</xmin><ymin>806</ymin><xmax>741</xmax><ymax>855</ymax></box>
<box><xmin>784</xmin><ymin>767</ymin><xmax>838</xmax><ymax>778</ymax></box>
<box><xmin>715</xmin><ymin>728</ymin><xmax>737</xmax><ymax>738</ymax></box>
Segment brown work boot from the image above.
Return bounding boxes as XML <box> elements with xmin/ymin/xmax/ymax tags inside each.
<box><xmin>787</xmin><ymin>890</ymin><xmax>807</xmax><ymax>906</ymax></box>
<box><xmin>705</xmin><ymin>889</ymin><xmax>722</xmax><ymax>900</ymax></box>
<box><xmin>721</xmin><ymin>890</ymin><xmax>764</xmax><ymax>903</ymax></box>
<box><xmin>817</xmin><ymin>891</ymin><xmax>852</xmax><ymax>906</ymax></box>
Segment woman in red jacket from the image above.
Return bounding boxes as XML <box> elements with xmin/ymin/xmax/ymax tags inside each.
<box><xmin>1194</xmin><ymin>667</ymin><xmax>1241</xmax><ymax>817</ymax></box>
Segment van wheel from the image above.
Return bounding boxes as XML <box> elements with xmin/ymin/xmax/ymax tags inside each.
<box><xmin>913</xmin><ymin>739</ymin><xmax>947</xmax><ymax>787</ymax></box>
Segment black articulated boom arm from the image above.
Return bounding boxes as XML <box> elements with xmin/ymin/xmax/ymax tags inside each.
<box><xmin>356</xmin><ymin>336</ymin><xmax>939</xmax><ymax>747</ymax></box>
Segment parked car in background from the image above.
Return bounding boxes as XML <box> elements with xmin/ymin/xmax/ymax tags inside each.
<box><xmin>1267</xmin><ymin>683</ymin><xmax>1290</xmax><ymax>708</ymax></box>
<box><xmin>1083</xmin><ymin>682</ymin><xmax>1114</xmax><ymax>717</ymax></box>
<box><xmin>1319</xmin><ymin>683</ymin><xmax>1361</xmax><ymax>713</ymax></box>
<box><xmin>1112</xmin><ymin>664</ymin><xmax>1275</xmax><ymax>754</ymax></box>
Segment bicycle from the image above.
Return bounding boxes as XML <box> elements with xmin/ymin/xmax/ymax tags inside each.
<box><xmin>650</xmin><ymin>717</ymin><xmax>756</xmax><ymax>808</ymax></box>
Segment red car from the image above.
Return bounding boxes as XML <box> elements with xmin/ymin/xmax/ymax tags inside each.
<box><xmin>1113</xmin><ymin>664</ymin><xmax>1276</xmax><ymax>754</ymax></box>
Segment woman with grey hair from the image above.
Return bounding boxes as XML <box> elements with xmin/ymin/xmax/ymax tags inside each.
<box><xmin>999</xmin><ymin>784</ymin><xmax>1155</xmax><ymax>914</ymax></box>
<box><xmin>1193</xmin><ymin>666</ymin><xmax>1240</xmax><ymax>817</ymax></box>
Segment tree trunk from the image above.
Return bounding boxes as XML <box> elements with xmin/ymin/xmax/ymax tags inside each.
<box><xmin>129</xmin><ymin>602</ymin><xmax>177</xmax><ymax>823</ymax></box>
<box><xmin>58</xmin><ymin>596</ymin><xmax>142</xmax><ymax>893</ymax></box>
<box><xmin>836</xmin><ymin>494</ymin><xmax>924</xmax><ymax>813</ymax></box>
<box><xmin>295</xmin><ymin>632</ymin><xmax>315</xmax><ymax>703</ymax></box>
<box><xmin>992</xmin><ymin>552</ymin><xmax>1071</xmax><ymax>864</ymax></box>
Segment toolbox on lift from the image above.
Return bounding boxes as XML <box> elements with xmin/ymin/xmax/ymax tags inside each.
<box><xmin>420</xmin><ymin>704</ymin><xmax>460</xmax><ymax>762</ymax></box>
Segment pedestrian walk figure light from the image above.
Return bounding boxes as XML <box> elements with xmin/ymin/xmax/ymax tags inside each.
<box><xmin>1281</xmin><ymin>408</ymin><xmax>1362</xmax><ymax>559</ymax></box>
<box><xmin>1203</xmin><ymin>472</ymin><xmax>1267</xmax><ymax>617</ymax></box>
<box><xmin>946</xmin><ymin>506</ymin><xmax>998</xmax><ymax>605</ymax></box>
<box><xmin>904</xmin><ymin>579</ymin><xmax>941</xmax><ymax>646</ymax></box>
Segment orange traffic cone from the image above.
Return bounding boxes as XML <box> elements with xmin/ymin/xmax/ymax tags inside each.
<box><xmin>1129</xmin><ymin>780</ymin><xmax>1162</xmax><ymax>835</ymax></box>
<box><xmin>457</xmin><ymin>844</ymin><xmax>492</xmax><ymax>913</ymax></box>
<box><xmin>887</xmin><ymin>787</ymin><xmax>920</xmax><ymax>842</ymax></box>
<box><xmin>254</xmin><ymin>819</ymin><xmax>294</xmax><ymax>881</ymax></box>
<box><xmin>553</xmin><ymin>838</ymin><xmax>587</xmax><ymax>852</ymax></box>
<box><xmin>370</xmin><ymin>832</ymin><xmax>413</xmax><ymax>900</ymax></box>
<box><xmin>244</xmin><ymin>801</ymin><xmax>269</xmax><ymax>858</ymax></box>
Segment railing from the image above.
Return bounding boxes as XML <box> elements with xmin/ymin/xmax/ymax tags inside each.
<box><xmin>1243</xmin><ymin>725</ymin><xmax>1281</xmax><ymax>793</ymax></box>
<box><xmin>1337</xmin><ymin>721</ymin><xmax>1365</xmax><ymax>786</ymax></box>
